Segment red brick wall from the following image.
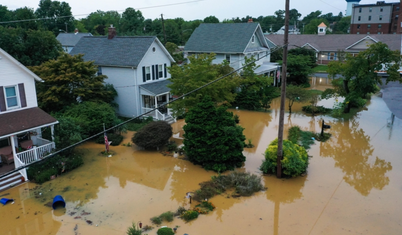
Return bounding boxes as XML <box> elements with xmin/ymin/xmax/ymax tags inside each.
<box><xmin>350</xmin><ymin>23</ymin><xmax>391</xmax><ymax>34</ymax></box>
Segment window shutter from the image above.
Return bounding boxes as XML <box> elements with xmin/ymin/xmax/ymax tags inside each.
<box><xmin>164</xmin><ymin>63</ymin><xmax>167</xmax><ymax>78</ymax></box>
<box><xmin>152</xmin><ymin>65</ymin><xmax>155</xmax><ymax>80</ymax></box>
<box><xmin>0</xmin><ymin>86</ymin><xmax>6</xmax><ymax>112</ymax></box>
<box><xmin>18</xmin><ymin>83</ymin><xmax>27</xmax><ymax>107</ymax></box>
<box><xmin>155</xmin><ymin>64</ymin><xmax>159</xmax><ymax>80</ymax></box>
<box><xmin>142</xmin><ymin>66</ymin><xmax>146</xmax><ymax>82</ymax></box>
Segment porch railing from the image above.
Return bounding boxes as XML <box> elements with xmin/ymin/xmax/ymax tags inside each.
<box><xmin>142</xmin><ymin>107</ymin><xmax>166</xmax><ymax>121</ymax></box>
<box><xmin>14</xmin><ymin>156</ymin><xmax>27</xmax><ymax>181</ymax></box>
<box><xmin>35</xmin><ymin>137</ymin><xmax>52</xmax><ymax>146</ymax></box>
<box><xmin>16</xmin><ymin>142</ymin><xmax>55</xmax><ymax>164</ymax></box>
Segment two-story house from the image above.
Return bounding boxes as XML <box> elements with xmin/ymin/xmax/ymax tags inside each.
<box><xmin>0</xmin><ymin>48</ymin><xmax>58</xmax><ymax>190</ymax></box>
<box><xmin>56</xmin><ymin>29</ymin><xmax>93</xmax><ymax>53</ymax></box>
<box><xmin>70</xmin><ymin>26</ymin><xmax>176</xmax><ymax>122</ymax></box>
<box><xmin>184</xmin><ymin>22</ymin><xmax>280</xmax><ymax>76</ymax></box>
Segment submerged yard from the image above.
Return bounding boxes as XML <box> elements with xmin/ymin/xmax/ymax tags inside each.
<box><xmin>1</xmin><ymin>79</ymin><xmax>402</xmax><ymax>235</ymax></box>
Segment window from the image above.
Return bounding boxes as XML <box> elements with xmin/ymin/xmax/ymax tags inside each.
<box><xmin>5</xmin><ymin>86</ymin><xmax>18</xmax><ymax>108</ymax></box>
<box><xmin>379</xmin><ymin>15</ymin><xmax>382</xmax><ymax>20</ymax></box>
<box><xmin>357</xmin><ymin>24</ymin><xmax>361</xmax><ymax>29</ymax></box>
<box><xmin>225</xmin><ymin>54</ymin><xmax>231</xmax><ymax>63</ymax></box>
<box><xmin>378</xmin><ymin>24</ymin><xmax>382</xmax><ymax>28</ymax></box>
<box><xmin>359</xmin><ymin>8</ymin><xmax>362</xmax><ymax>13</ymax></box>
<box><xmin>328</xmin><ymin>52</ymin><xmax>337</xmax><ymax>61</ymax></box>
<box><xmin>319</xmin><ymin>28</ymin><xmax>324</xmax><ymax>32</ymax></box>
<box><xmin>97</xmin><ymin>66</ymin><xmax>102</xmax><ymax>76</ymax></box>
<box><xmin>368</xmin><ymin>24</ymin><xmax>371</xmax><ymax>28</ymax></box>
<box><xmin>368</xmin><ymin>16</ymin><xmax>371</xmax><ymax>21</ymax></box>
<box><xmin>396</xmin><ymin>15</ymin><xmax>399</xmax><ymax>20</ymax></box>
<box><xmin>397</xmin><ymin>6</ymin><xmax>400</xmax><ymax>11</ymax></box>
<box><xmin>369</xmin><ymin>7</ymin><xmax>372</xmax><ymax>12</ymax></box>
<box><xmin>251</xmin><ymin>35</ymin><xmax>255</xmax><ymax>43</ymax></box>
<box><xmin>358</xmin><ymin>16</ymin><xmax>361</xmax><ymax>21</ymax></box>
<box><xmin>145</xmin><ymin>66</ymin><xmax>151</xmax><ymax>80</ymax></box>
<box><xmin>380</xmin><ymin>7</ymin><xmax>383</xmax><ymax>12</ymax></box>
<box><xmin>158</xmin><ymin>64</ymin><xmax>163</xmax><ymax>78</ymax></box>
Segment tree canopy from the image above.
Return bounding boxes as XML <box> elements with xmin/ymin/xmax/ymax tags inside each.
<box><xmin>35</xmin><ymin>0</ymin><xmax>74</xmax><ymax>34</ymax></box>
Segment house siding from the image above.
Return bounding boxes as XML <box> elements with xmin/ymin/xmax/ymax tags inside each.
<box><xmin>0</xmin><ymin>53</ymin><xmax>38</xmax><ymax>113</ymax></box>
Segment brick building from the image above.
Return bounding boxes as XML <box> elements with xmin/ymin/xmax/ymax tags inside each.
<box><xmin>350</xmin><ymin>1</ymin><xmax>402</xmax><ymax>34</ymax></box>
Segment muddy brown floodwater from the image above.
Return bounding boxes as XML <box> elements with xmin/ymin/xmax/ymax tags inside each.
<box><xmin>1</xmin><ymin>77</ymin><xmax>402</xmax><ymax>235</ymax></box>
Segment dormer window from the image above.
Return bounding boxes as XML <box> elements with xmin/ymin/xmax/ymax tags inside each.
<box><xmin>251</xmin><ymin>35</ymin><xmax>255</xmax><ymax>43</ymax></box>
<box><xmin>319</xmin><ymin>28</ymin><xmax>324</xmax><ymax>32</ymax></box>
<box><xmin>5</xmin><ymin>86</ymin><xmax>18</xmax><ymax>109</ymax></box>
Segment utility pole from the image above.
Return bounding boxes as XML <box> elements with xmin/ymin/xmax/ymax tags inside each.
<box><xmin>161</xmin><ymin>14</ymin><xmax>167</xmax><ymax>45</ymax></box>
<box><xmin>276</xmin><ymin>0</ymin><xmax>290</xmax><ymax>178</ymax></box>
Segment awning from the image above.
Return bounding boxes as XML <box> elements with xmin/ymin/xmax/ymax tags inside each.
<box><xmin>0</xmin><ymin>107</ymin><xmax>58</xmax><ymax>138</ymax></box>
<box><xmin>254</xmin><ymin>62</ymin><xmax>281</xmax><ymax>75</ymax></box>
<box><xmin>140</xmin><ymin>80</ymin><xmax>172</xmax><ymax>96</ymax></box>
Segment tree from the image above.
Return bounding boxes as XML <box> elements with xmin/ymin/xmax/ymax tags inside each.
<box><xmin>333</xmin><ymin>16</ymin><xmax>351</xmax><ymax>34</ymax></box>
<box><xmin>286</xmin><ymin>54</ymin><xmax>313</xmax><ymax>85</ymax></box>
<box><xmin>286</xmin><ymin>85</ymin><xmax>309</xmax><ymax>113</ymax></box>
<box><xmin>167</xmin><ymin>53</ymin><xmax>240</xmax><ymax>117</ymax></box>
<box><xmin>288</xmin><ymin>47</ymin><xmax>316</xmax><ymax>68</ymax></box>
<box><xmin>183</xmin><ymin>96</ymin><xmax>246</xmax><ymax>172</ymax></box>
<box><xmin>0</xmin><ymin>27</ymin><xmax>62</xmax><ymax>66</ymax></box>
<box><xmin>12</xmin><ymin>7</ymin><xmax>38</xmax><ymax>30</ymax></box>
<box><xmin>304</xmin><ymin>18</ymin><xmax>330</xmax><ymax>34</ymax></box>
<box><xmin>306</xmin><ymin>90</ymin><xmax>323</xmax><ymax>116</ymax></box>
<box><xmin>165</xmin><ymin>42</ymin><xmax>183</xmax><ymax>63</ymax></box>
<box><xmin>120</xmin><ymin>8</ymin><xmax>144</xmax><ymax>35</ymax></box>
<box><xmin>81</xmin><ymin>10</ymin><xmax>121</xmax><ymax>35</ymax></box>
<box><xmin>203</xmin><ymin>15</ymin><xmax>219</xmax><ymax>23</ymax></box>
<box><xmin>301</xmin><ymin>10</ymin><xmax>322</xmax><ymax>26</ymax></box>
<box><xmin>30</xmin><ymin>53</ymin><xmax>115</xmax><ymax>112</ymax></box>
<box><xmin>132</xmin><ymin>121</ymin><xmax>172</xmax><ymax>149</ymax></box>
<box><xmin>326</xmin><ymin>42</ymin><xmax>402</xmax><ymax>113</ymax></box>
<box><xmin>53</xmin><ymin>116</ymin><xmax>82</xmax><ymax>155</ymax></box>
<box><xmin>35</xmin><ymin>0</ymin><xmax>75</xmax><ymax>34</ymax></box>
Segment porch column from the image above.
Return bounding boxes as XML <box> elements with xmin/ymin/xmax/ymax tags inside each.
<box><xmin>51</xmin><ymin>125</ymin><xmax>55</xmax><ymax>142</ymax></box>
<box><xmin>154</xmin><ymin>96</ymin><xmax>158</xmax><ymax>109</ymax></box>
<box><xmin>10</xmin><ymin>135</ymin><xmax>17</xmax><ymax>163</ymax></box>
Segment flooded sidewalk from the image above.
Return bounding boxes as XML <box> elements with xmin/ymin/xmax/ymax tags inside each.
<box><xmin>1</xmin><ymin>91</ymin><xmax>402</xmax><ymax>234</ymax></box>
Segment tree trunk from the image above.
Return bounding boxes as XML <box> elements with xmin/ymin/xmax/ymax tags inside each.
<box><xmin>343</xmin><ymin>80</ymin><xmax>351</xmax><ymax>113</ymax></box>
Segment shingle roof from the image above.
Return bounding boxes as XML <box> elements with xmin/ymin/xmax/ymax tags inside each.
<box><xmin>0</xmin><ymin>107</ymin><xmax>58</xmax><ymax>137</ymax></box>
<box><xmin>56</xmin><ymin>33</ymin><xmax>92</xmax><ymax>47</ymax></box>
<box><xmin>265</xmin><ymin>34</ymin><xmax>401</xmax><ymax>52</ymax></box>
<box><xmin>140</xmin><ymin>80</ymin><xmax>172</xmax><ymax>96</ymax></box>
<box><xmin>70</xmin><ymin>36</ymin><xmax>157</xmax><ymax>67</ymax></box>
<box><xmin>184</xmin><ymin>23</ymin><xmax>261</xmax><ymax>53</ymax></box>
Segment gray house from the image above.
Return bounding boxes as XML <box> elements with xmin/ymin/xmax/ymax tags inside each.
<box><xmin>56</xmin><ymin>30</ymin><xmax>93</xmax><ymax>53</ymax></box>
<box><xmin>70</xmin><ymin>26</ymin><xmax>175</xmax><ymax>121</ymax></box>
<box><xmin>184</xmin><ymin>22</ymin><xmax>280</xmax><ymax>76</ymax></box>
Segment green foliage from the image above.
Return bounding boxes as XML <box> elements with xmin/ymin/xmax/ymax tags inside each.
<box><xmin>150</xmin><ymin>216</ymin><xmax>162</xmax><ymax>225</ymax></box>
<box><xmin>204</xmin><ymin>15</ymin><xmax>220</xmax><ymax>23</ymax></box>
<box><xmin>302</xmin><ymin>105</ymin><xmax>331</xmax><ymax>114</ymax></box>
<box><xmin>95</xmin><ymin>133</ymin><xmax>124</xmax><ymax>146</ymax></box>
<box><xmin>132</xmin><ymin>121</ymin><xmax>173</xmax><ymax>149</ymax></box>
<box><xmin>160</xmin><ymin>211</ymin><xmax>174</xmax><ymax>222</ymax></box>
<box><xmin>125</xmin><ymin>117</ymin><xmax>153</xmax><ymax>131</ymax></box>
<box><xmin>195</xmin><ymin>201</ymin><xmax>215</xmax><ymax>212</ymax></box>
<box><xmin>286</xmin><ymin>54</ymin><xmax>313</xmax><ymax>85</ymax></box>
<box><xmin>127</xmin><ymin>222</ymin><xmax>142</xmax><ymax>235</ymax></box>
<box><xmin>245</xmin><ymin>139</ymin><xmax>254</xmax><ymax>148</ymax></box>
<box><xmin>166</xmin><ymin>141</ymin><xmax>178</xmax><ymax>152</ymax></box>
<box><xmin>192</xmin><ymin>171</ymin><xmax>264</xmax><ymax>201</ymax></box>
<box><xmin>260</xmin><ymin>139</ymin><xmax>309</xmax><ymax>177</ymax></box>
<box><xmin>181</xmin><ymin>210</ymin><xmax>199</xmax><ymax>222</ymax></box>
<box><xmin>304</xmin><ymin>18</ymin><xmax>330</xmax><ymax>34</ymax></box>
<box><xmin>233</xmin><ymin>114</ymin><xmax>240</xmax><ymax>124</ymax></box>
<box><xmin>289</xmin><ymin>47</ymin><xmax>316</xmax><ymax>68</ymax></box>
<box><xmin>286</xmin><ymin>85</ymin><xmax>310</xmax><ymax>113</ymax></box>
<box><xmin>53</xmin><ymin>116</ymin><xmax>83</xmax><ymax>155</ymax></box>
<box><xmin>312</xmin><ymin>65</ymin><xmax>328</xmax><ymax>73</ymax></box>
<box><xmin>287</xmin><ymin>126</ymin><xmax>314</xmax><ymax>150</ymax></box>
<box><xmin>167</xmin><ymin>53</ymin><xmax>240</xmax><ymax>117</ymax></box>
<box><xmin>120</xmin><ymin>8</ymin><xmax>145</xmax><ymax>34</ymax></box>
<box><xmin>30</xmin><ymin>53</ymin><xmax>116</xmax><ymax>112</ymax></box>
<box><xmin>183</xmin><ymin>96</ymin><xmax>246</xmax><ymax>172</ymax></box>
<box><xmin>35</xmin><ymin>0</ymin><xmax>75</xmax><ymax>34</ymax></box>
<box><xmin>165</xmin><ymin>42</ymin><xmax>184</xmax><ymax>63</ymax></box>
<box><xmin>157</xmin><ymin>227</ymin><xmax>174</xmax><ymax>235</ymax></box>
<box><xmin>27</xmin><ymin>153</ymin><xmax>84</xmax><ymax>184</ymax></box>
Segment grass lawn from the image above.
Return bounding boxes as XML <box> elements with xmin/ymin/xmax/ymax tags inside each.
<box><xmin>312</xmin><ymin>64</ymin><xmax>328</xmax><ymax>73</ymax></box>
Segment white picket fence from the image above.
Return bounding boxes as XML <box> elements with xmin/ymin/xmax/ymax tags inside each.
<box><xmin>16</xmin><ymin>142</ymin><xmax>55</xmax><ymax>164</ymax></box>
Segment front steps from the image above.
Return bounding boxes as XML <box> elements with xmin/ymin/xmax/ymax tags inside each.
<box><xmin>0</xmin><ymin>172</ymin><xmax>23</xmax><ymax>191</ymax></box>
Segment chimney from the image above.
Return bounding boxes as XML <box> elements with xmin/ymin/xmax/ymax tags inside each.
<box><xmin>108</xmin><ymin>24</ymin><xmax>116</xmax><ymax>39</ymax></box>
<box><xmin>74</xmin><ymin>28</ymin><xmax>78</xmax><ymax>34</ymax></box>
<box><xmin>248</xmin><ymin>18</ymin><xmax>253</xmax><ymax>23</ymax></box>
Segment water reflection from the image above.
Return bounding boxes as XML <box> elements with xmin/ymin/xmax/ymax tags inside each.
<box><xmin>320</xmin><ymin>118</ymin><xmax>392</xmax><ymax>196</ymax></box>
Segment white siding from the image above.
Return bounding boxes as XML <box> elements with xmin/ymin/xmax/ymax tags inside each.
<box><xmin>0</xmin><ymin>52</ymin><xmax>38</xmax><ymax>114</ymax></box>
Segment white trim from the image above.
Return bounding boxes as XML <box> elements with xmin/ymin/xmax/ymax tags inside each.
<box><xmin>0</xmin><ymin>48</ymin><xmax>43</xmax><ymax>82</ymax></box>
<box><xmin>301</xmin><ymin>43</ymin><xmax>320</xmax><ymax>52</ymax></box>
<box><xmin>0</xmin><ymin>121</ymin><xmax>59</xmax><ymax>139</ymax></box>
<box><xmin>345</xmin><ymin>36</ymin><xmax>378</xmax><ymax>50</ymax></box>
<box><xmin>3</xmin><ymin>85</ymin><xmax>20</xmax><ymax>110</ymax></box>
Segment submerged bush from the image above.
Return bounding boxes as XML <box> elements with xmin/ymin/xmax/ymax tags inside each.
<box><xmin>181</xmin><ymin>210</ymin><xmax>199</xmax><ymax>222</ymax></box>
<box><xmin>260</xmin><ymin>138</ymin><xmax>309</xmax><ymax>177</ymax></box>
<box><xmin>132</xmin><ymin>121</ymin><xmax>172</xmax><ymax>149</ymax></box>
<box><xmin>302</xmin><ymin>105</ymin><xmax>331</xmax><ymax>114</ymax></box>
<box><xmin>127</xmin><ymin>222</ymin><xmax>142</xmax><ymax>235</ymax></box>
<box><xmin>157</xmin><ymin>227</ymin><xmax>174</xmax><ymax>235</ymax></box>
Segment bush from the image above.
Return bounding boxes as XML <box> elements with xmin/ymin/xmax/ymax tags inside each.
<box><xmin>302</xmin><ymin>105</ymin><xmax>331</xmax><ymax>114</ymax></box>
<box><xmin>132</xmin><ymin>121</ymin><xmax>172</xmax><ymax>149</ymax></box>
<box><xmin>181</xmin><ymin>210</ymin><xmax>199</xmax><ymax>222</ymax></box>
<box><xmin>166</xmin><ymin>141</ymin><xmax>178</xmax><ymax>152</ymax></box>
<box><xmin>157</xmin><ymin>227</ymin><xmax>174</xmax><ymax>235</ymax></box>
<box><xmin>160</xmin><ymin>211</ymin><xmax>174</xmax><ymax>222</ymax></box>
<box><xmin>125</xmin><ymin>117</ymin><xmax>153</xmax><ymax>131</ymax></box>
<box><xmin>184</xmin><ymin>96</ymin><xmax>246</xmax><ymax>172</ymax></box>
<box><xmin>127</xmin><ymin>222</ymin><xmax>142</xmax><ymax>235</ymax></box>
<box><xmin>95</xmin><ymin>133</ymin><xmax>124</xmax><ymax>146</ymax></box>
<box><xmin>150</xmin><ymin>216</ymin><xmax>162</xmax><ymax>225</ymax></box>
<box><xmin>260</xmin><ymin>138</ymin><xmax>309</xmax><ymax>177</ymax></box>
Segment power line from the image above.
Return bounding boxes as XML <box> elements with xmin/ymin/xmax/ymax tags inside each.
<box><xmin>0</xmin><ymin>0</ymin><xmax>204</xmax><ymax>24</ymax></box>
<box><xmin>0</xmin><ymin>45</ymin><xmax>285</xmax><ymax>179</ymax></box>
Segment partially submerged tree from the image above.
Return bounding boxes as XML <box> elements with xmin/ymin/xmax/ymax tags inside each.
<box><xmin>132</xmin><ymin>121</ymin><xmax>172</xmax><ymax>149</ymax></box>
<box><xmin>286</xmin><ymin>54</ymin><xmax>314</xmax><ymax>85</ymax></box>
<box><xmin>183</xmin><ymin>96</ymin><xmax>246</xmax><ymax>172</ymax></box>
<box><xmin>326</xmin><ymin>42</ymin><xmax>402</xmax><ymax>113</ymax></box>
<box><xmin>286</xmin><ymin>85</ymin><xmax>309</xmax><ymax>113</ymax></box>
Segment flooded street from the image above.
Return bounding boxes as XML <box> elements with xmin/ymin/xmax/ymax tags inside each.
<box><xmin>1</xmin><ymin>78</ymin><xmax>402</xmax><ymax>235</ymax></box>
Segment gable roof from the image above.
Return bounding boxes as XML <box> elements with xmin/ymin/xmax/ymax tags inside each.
<box><xmin>140</xmin><ymin>80</ymin><xmax>172</xmax><ymax>96</ymax></box>
<box><xmin>318</xmin><ymin>22</ymin><xmax>327</xmax><ymax>27</ymax></box>
<box><xmin>184</xmin><ymin>23</ymin><xmax>268</xmax><ymax>53</ymax></box>
<box><xmin>56</xmin><ymin>32</ymin><xmax>93</xmax><ymax>47</ymax></box>
<box><xmin>70</xmin><ymin>36</ymin><xmax>174</xmax><ymax>68</ymax></box>
<box><xmin>0</xmin><ymin>48</ymin><xmax>42</xmax><ymax>82</ymax></box>
<box><xmin>265</xmin><ymin>34</ymin><xmax>401</xmax><ymax>52</ymax></box>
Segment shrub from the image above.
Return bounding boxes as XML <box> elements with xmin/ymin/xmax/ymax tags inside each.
<box><xmin>132</xmin><ymin>121</ymin><xmax>173</xmax><ymax>149</ymax></box>
<box><xmin>181</xmin><ymin>210</ymin><xmax>199</xmax><ymax>222</ymax></box>
<box><xmin>302</xmin><ymin>105</ymin><xmax>331</xmax><ymax>114</ymax></box>
<box><xmin>126</xmin><ymin>117</ymin><xmax>153</xmax><ymax>131</ymax></box>
<box><xmin>150</xmin><ymin>216</ymin><xmax>162</xmax><ymax>225</ymax></box>
<box><xmin>194</xmin><ymin>201</ymin><xmax>215</xmax><ymax>214</ymax></box>
<box><xmin>95</xmin><ymin>133</ymin><xmax>124</xmax><ymax>146</ymax></box>
<box><xmin>260</xmin><ymin>138</ymin><xmax>309</xmax><ymax>177</ymax></box>
<box><xmin>157</xmin><ymin>227</ymin><xmax>174</xmax><ymax>235</ymax></box>
<box><xmin>174</xmin><ymin>206</ymin><xmax>187</xmax><ymax>216</ymax></box>
<box><xmin>166</xmin><ymin>141</ymin><xmax>178</xmax><ymax>152</ymax></box>
<box><xmin>127</xmin><ymin>222</ymin><xmax>142</xmax><ymax>235</ymax></box>
<box><xmin>184</xmin><ymin>96</ymin><xmax>246</xmax><ymax>172</ymax></box>
<box><xmin>233</xmin><ymin>114</ymin><xmax>240</xmax><ymax>123</ymax></box>
<box><xmin>160</xmin><ymin>211</ymin><xmax>174</xmax><ymax>222</ymax></box>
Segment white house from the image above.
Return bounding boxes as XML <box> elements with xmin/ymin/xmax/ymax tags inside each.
<box><xmin>184</xmin><ymin>22</ymin><xmax>280</xmax><ymax>76</ymax></box>
<box><xmin>0</xmin><ymin>48</ymin><xmax>58</xmax><ymax>190</ymax></box>
<box><xmin>70</xmin><ymin>26</ymin><xmax>176</xmax><ymax>122</ymax></box>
